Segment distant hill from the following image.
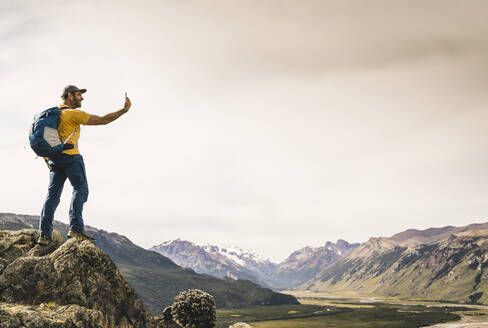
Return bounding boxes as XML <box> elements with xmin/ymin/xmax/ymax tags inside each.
<box><xmin>303</xmin><ymin>224</ymin><xmax>488</xmax><ymax>305</ymax></box>
<box><xmin>0</xmin><ymin>213</ymin><xmax>298</xmax><ymax>315</ymax></box>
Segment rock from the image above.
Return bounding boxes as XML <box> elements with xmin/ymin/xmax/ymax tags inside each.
<box><xmin>229</xmin><ymin>323</ymin><xmax>253</xmax><ymax>328</ymax></box>
<box><xmin>0</xmin><ymin>229</ymin><xmax>157</xmax><ymax>327</ymax></box>
<box><xmin>0</xmin><ymin>302</ymin><xmax>107</xmax><ymax>328</ymax></box>
<box><xmin>0</xmin><ymin>229</ymin><xmax>39</xmax><ymax>269</ymax></box>
<box><xmin>156</xmin><ymin>305</ymin><xmax>180</xmax><ymax>327</ymax></box>
<box><xmin>52</xmin><ymin>229</ymin><xmax>63</xmax><ymax>244</ymax></box>
<box><xmin>155</xmin><ymin>316</ymin><xmax>180</xmax><ymax>328</ymax></box>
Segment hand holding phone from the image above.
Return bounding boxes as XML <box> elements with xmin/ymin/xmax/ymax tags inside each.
<box><xmin>123</xmin><ymin>91</ymin><xmax>131</xmax><ymax>112</ymax></box>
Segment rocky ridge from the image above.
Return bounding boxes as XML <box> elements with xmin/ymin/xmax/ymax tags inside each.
<box><xmin>304</xmin><ymin>230</ymin><xmax>488</xmax><ymax>304</ymax></box>
<box><xmin>389</xmin><ymin>223</ymin><xmax>488</xmax><ymax>245</ymax></box>
<box><xmin>268</xmin><ymin>239</ymin><xmax>360</xmax><ymax>289</ymax></box>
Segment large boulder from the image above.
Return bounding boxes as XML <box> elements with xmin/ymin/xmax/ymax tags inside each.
<box><xmin>0</xmin><ymin>229</ymin><xmax>157</xmax><ymax>327</ymax></box>
<box><xmin>228</xmin><ymin>323</ymin><xmax>252</xmax><ymax>328</ymax></box>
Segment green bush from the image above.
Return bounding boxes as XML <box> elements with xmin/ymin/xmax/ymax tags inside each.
<box><xmin>172</xmin><ymin>289</ymin><xmax>216</xmax><ymax>328</ymax></box>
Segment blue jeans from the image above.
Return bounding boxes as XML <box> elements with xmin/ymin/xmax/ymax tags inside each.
<box><xmin>39</xmin><ymin>154</ymin><xmax>89</xmax><ymax>237</ymax></box>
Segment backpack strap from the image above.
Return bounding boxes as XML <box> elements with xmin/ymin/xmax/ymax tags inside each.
<box><xmin>62</xmin><ymin>127</ymin><xmax>78</xmax><ymax>146</ymax></box>
<box><xmin>58</xmin><ymin>106</ymin><xmax>79</xmax><ymax>149</ymax></box>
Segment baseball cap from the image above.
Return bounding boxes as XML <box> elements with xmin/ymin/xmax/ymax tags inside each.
<box><xmin>61</xmin><ymin>85</ymin><xmax>87</xmax><ymax>99</ymax></box>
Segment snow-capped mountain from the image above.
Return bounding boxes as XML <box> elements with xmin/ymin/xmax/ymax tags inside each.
<box><xmin>149</xmin><ymin>239</ymin><xmax>358</xmax><ymax>290</ymax></box>
<box><xmin>202</xmin><ymin>245</ymin><xmax>277</xmax><ymax>277</ymax></box>
<box><xmin>149</xmin><ymin>239</ymin><xmax>273</xmax><ymax>287</ymax></box>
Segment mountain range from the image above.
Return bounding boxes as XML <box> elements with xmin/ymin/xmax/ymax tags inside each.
<box><xmin>150</xmin><ymin>221</ymin><xmax>488</xmax><ymax>305</ymax></box>
<box><xmin>150</xmin><ymin>238</ymin><xmax>360</xmax><ymax>290</ymax></box>
<box><xmin>6</xmin><ymin>211</ymin><xmax>488</xmax><ymax>307</ymax></box>
<box><xmin>303</xmin><ymin>223</ymin><xmax>488</xmax><ymax>304</ymax></box>
<box><xmin>0</xmin><ymin>213</ymin><xmax>298</xmax><ymax>315</ymax></box>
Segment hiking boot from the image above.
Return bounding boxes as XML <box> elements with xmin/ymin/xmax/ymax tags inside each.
<box><xmin>37</xmin><ymin>234</ymin><xmax>53</xmax><ymax>246</ymax></box>
<box><xmin>67</xmin><ymin>229</ymin><xmax>95</xmax><ymax>241</ymax></box>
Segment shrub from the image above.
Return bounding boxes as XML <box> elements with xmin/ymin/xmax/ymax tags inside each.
<box><xmin>171</xmin><ymin>289</ymin><xmax>216</xmax><ymax>328</ymax></box>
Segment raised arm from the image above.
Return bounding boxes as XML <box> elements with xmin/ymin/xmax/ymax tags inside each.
<box><xmin>86</xmin><ymin>96</ymin><xmax>132</xmax><ymax>126</ymax></box>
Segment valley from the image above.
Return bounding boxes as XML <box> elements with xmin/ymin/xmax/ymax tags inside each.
<box><xmin>217</xmin><ymin>294</ymin><xmax>488</xmax><ymax>328</ymax></box>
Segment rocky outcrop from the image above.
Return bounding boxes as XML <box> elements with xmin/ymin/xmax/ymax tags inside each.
<box><xmin>0</xmin><ymin>229</ymin><xmax>156</xmax><ymax>327</ymax></box>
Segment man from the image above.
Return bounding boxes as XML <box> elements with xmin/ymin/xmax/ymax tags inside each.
<box><xmin>38</xmin><ymin>85</ymin><xmax>131</xmax><ymax>245</ymax></box>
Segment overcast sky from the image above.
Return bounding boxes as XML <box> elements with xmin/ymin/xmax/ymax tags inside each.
<box><xmin>2</xmin><ymin>0</ymin><xmax>488</xmax><ymax>262</ymax></box>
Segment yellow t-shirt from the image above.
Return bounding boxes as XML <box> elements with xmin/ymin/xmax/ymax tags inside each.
<box><xmin>58</xmin><ymin>104</ymin><xmax>91</xmax><ymax>155</ymax></box>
